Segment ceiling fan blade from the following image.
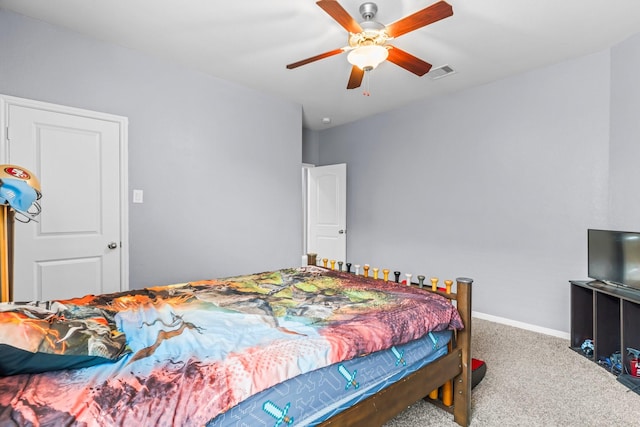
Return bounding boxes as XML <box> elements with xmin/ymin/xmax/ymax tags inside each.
<box><xmin>316</xmin><ymin>0</ymin><xmax>362</xmax><ymax>33</ymax></box>
<box><xmin>286</xmin><ymin>48</ymin><xmax>345</xmax><ymax>69</ymax></box>
<box><xmin>387</xmin><ymin>47</ymin><xmax>432</xmax><ymax>76</ymax></box>
<box><xmin>386</xmin><ymin>0</ymin><xmax>453</xmax><ymax>38</ymax></box>
<box><xmin>347</xmin><ymin>66</ymin><xmax>364</xmax><ymax>89</ymax></box>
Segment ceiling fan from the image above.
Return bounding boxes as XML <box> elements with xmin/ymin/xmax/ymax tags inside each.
<box><xmin>286</xmin><ymin>0</ymin><xmax>454</xmax><ymax>90</ymax></box>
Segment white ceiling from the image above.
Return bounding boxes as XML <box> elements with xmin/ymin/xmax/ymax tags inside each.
<box><xmin>2</xmin><ymin>0</ymin><xmax>640</xmax><ymax>130</ymax></box>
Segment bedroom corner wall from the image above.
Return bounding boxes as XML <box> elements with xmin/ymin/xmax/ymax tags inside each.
<box><xmin>302</xmin><ymin>128</ymin><xmax>321</xmax><ymax>165</ymax></box>
<box><xmin>314</xmin><ymin>49</ymin><xmax>613</xmax><ymax>333</ymax></box>
<box><xmin>0</xmin><ymin>9</ymin><xmax>303</xmax><ymax>287</ymax></box>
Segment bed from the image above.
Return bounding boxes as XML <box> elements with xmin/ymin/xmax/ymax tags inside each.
<box><xmin>0</xmin><ymin>259</ymin><xmax>473</xmax><ymax>426</ymax></box>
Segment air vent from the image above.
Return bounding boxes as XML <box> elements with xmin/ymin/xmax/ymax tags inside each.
<box><xmin>428</xmin><ymin>64</ymin><xmax>456</xmax><ymax>80</ymax></box>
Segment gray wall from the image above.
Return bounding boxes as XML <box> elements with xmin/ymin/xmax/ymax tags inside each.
<box><xmin>302</xmin><ymin>128</ymin><xmax>320</xmax><ymax>165</ymax></box>
<box><xmin>0</xmin><ymin>10</ymin><xmax>303</xmax><ymax>287</ymax></box>
<box><xmin>312</xmin><ymin>47</ymin><xmax>622</xmax><ymax>333</ymax></box>
<box><xmin>609</xmin><ymin>33</ymin><xmax>640</xmax><ymax>230</ymax></box>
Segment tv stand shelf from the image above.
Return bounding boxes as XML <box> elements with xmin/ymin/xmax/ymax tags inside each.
<box><xmin>570</xmin><ymin>280</ymin><xmax>640</xmax><ymax>381</ymax></box>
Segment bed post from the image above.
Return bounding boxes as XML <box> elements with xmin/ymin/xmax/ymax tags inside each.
<box><xmin>453</xmin><ymin>277</ymin><xmax>473</xmax><ymax>426</ymax></box>
<box><xmin>306</xmin><ymin>253</ymin><xmax>317</xmax><ymax>266</ymax></box>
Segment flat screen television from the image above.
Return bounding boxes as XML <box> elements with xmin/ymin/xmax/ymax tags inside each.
<box><xmin>588</xmin><ymin>229</ymin><xmax>640</xmax><ymax>290</ymax></box>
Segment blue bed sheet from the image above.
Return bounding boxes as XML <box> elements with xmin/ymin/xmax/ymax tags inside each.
<box><xmin>208</xmin><ymin>330</ymin><xmax>452</xmax><ymax>426</ymax></box>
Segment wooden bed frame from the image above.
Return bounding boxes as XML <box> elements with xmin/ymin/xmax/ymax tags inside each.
<box><xmin>310</xmin><ymin>258</ymin><xmax>473</xmax><ymax>427</ymax></box>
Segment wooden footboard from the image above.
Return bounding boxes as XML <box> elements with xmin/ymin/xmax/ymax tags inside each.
<box><xmin>311</xmin><ymin>256</ymin><xmax>473</xmax><ymax>427</ymax></box>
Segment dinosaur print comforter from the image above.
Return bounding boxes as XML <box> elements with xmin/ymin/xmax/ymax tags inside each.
<box><xmin>0</xmin><ymin>266</ymin><xmax>463</xmax><ymax>426</ymax></box>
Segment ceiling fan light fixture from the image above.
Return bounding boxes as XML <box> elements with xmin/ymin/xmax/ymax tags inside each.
<box><xmin>347</xmin><ymin>45</ymin><xmax>388</xmax><ymax>70</ymax></box>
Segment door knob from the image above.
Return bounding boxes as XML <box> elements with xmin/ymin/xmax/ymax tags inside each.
<box><xmin>338</xmin><ymin>229</ymin><xmax>346</xmax><ymax>234</ymax></box>
<box><xmin>107</xmin><ymin>242</ymin><xmax>118</xmax><ymax>249</ymax></box>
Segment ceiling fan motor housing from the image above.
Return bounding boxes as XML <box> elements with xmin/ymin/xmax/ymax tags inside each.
<box><xmin>359</xmin><ymin>2</ymin><xmax>378</xmax><ymax>20</ymax></box>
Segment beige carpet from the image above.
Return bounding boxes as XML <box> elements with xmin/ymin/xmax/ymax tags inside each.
<box><xmin>383</xmin><ymin>318</ymin><xmax>640</xmax><ymax>426</ymax></box>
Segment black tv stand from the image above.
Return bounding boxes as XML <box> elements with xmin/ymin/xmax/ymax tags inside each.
<box><xmin>570</xmin><ymin>280</ymin><xmax>640</xmax><ymax>392</ymax></box>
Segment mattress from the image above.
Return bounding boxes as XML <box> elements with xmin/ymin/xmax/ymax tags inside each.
<box><xmin>208</xmin><ymin>330</ymin><xmax>452</xmax><ymax>426</ymax></box>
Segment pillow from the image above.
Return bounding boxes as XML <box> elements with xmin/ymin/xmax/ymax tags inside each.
<box><xmin>0</xmin><ymin>301</ymin><xmax>130</xmax><ymax>376</ymax></box>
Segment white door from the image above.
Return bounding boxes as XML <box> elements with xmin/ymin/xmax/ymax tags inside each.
<box><xmin>1</xmin><ymin>96</ymin><xmax>128</xmax><ymax>301</ymax></box>
<box><xmin>307</xmin><ymin>163</ymin><xmax>346</xmax><ymax>264</ymax></box>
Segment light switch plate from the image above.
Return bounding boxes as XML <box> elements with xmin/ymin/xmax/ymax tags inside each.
<box><xmin>133</xmin><ymin>189</ymin><xmax>144</xmax><ymax>203</ymax></box>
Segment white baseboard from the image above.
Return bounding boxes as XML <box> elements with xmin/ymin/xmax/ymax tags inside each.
<box><xmin>472</xmin><ymin>311</ymin><xmax>570</xmax><ymax>340</ymax></box>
